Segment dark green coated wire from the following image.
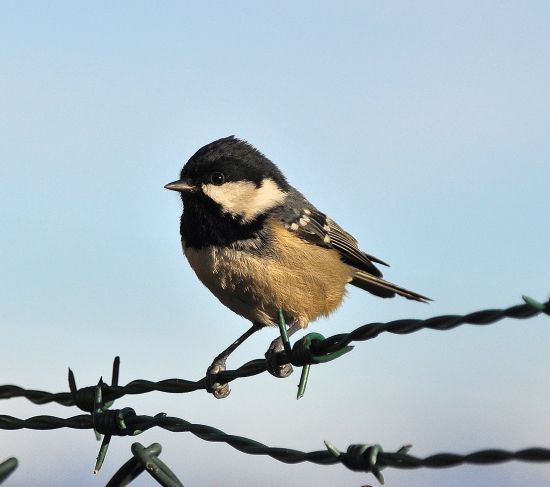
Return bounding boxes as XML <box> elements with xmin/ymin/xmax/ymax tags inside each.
<box><xmin>106</xmin><ymin>443</ymin><xmax>184</xmax><ymax>487</ymax></box>
<box><xmin>1</xmin><ymin>412</ymin><xmax>550</xmax><ymax>481</ymax></box>
<box><xmin>94</xmin><ymin>381</ymin><xmax>111</xmax><ymax>473</ymax></box>
<box><xmin>1</xmin><ymin>295</ymin><xmax>548</xmax><ymax>407</ymax></box>
<box><xmin>0</xmin><ymin>296</ymin><xmax>548</xmax><ymax>484</ymax></box>
<box><xmin>277</xmin><ymin>308</ymin><xmax>312</xmax><ymax>399</ymax></box>
<box><xmin>277</xmin><ymin>309</ymin><xmax>292</xmax><ymax>357</ymax></box>
<box><xmin>293</xmin><ymin>332</ymin><xmax>354</xmax><ymax>364</ymax></box>
<box><xmin>277</xmin><ymin>309</ymin><xmax>354</xmax><ymax>398</ymax></box>
<box><xmin>296</xmin><ymin>365</ymin><xmax>310</xmax><ymax>400</ymax></box>
<box><xmin>0</xmin><ymin>458</ymin><xmax>18</xmax><ymax>485</ymax></box>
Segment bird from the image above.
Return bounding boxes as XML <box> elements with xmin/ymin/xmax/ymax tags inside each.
<box><xmin>165</xmin><ymin>136</ymin><xmax>430</xmax><ymax>398</ymax></box>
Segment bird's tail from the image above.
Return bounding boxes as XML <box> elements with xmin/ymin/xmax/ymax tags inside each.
<box><xmin>351</xmin><ymin>269</ymin><xmax>431</xmax><ymax>303</ymax></box>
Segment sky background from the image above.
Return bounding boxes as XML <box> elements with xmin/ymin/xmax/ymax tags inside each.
<box><xmin>1</xmin><ymin>1</ymin><xmax>549</xmax><ymax>486</ymax></box>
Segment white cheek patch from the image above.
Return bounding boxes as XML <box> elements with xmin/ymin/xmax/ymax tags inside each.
<box><xmin>202</xmin><ymin>178</ymin><xmax>286</xmax><ymax>222</ymax></box>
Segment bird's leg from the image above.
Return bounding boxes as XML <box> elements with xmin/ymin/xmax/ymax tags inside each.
<box><xmin>206</xmin><ymin>323</ymin><xmax>262</xmax><ymax>399</ymax></box>
<box><xmin>265</xmin><ymin>323</ymin><xmax>301</xmax><ymax>378</ymax></box>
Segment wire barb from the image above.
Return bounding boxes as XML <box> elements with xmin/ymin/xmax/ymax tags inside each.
<box><xmin>1</xmin><ymin>295</ymin><xmax>549</xmax><ymax>483</ymax></box>
<box><xmin>325</xmin><ymin>442</ymin><xmax>386</xmax><ymax>484</ymax></box>
<box><xmin>522</xmin><ymin>295</ymin><xmax>550</xmax><ymax>314</ymax></box>
<box><xmin>106</xmin><ymin>443</ymin><xmax>183</xmax><ymax>487</ymax></box>
<box><xmin>0</xmin><ymin>457</ymin><xmax>18</xmax><ymax>485</ymax></box>
<box><xmin>2</xmin><ymin>296</ymin><xmax>546</xmax><ymax>405</ymax></box>
<box><xmin>92</xmin><ymin>367</ymin><xmax>141</xmax><ymax>474</ymax></box>
<box><xmin>2</xmin><ymin>412</ymin><xmax>550</xmax><ymax>478</ymax></box>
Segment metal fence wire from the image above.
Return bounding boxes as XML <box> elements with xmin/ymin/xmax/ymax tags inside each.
<box><xmin>1</xmin><ymin>295</ymin><xmax>549</xmax><ymax>486</ymax></box>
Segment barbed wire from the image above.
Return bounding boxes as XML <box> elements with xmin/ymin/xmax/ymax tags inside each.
<box><xmin>2</xmin><ymin>410</ymin><xmax>550</xmax><ymax>485</ymax></box>
<box><xmin>1</xmin><ymin>296</ymin><xmax>548</xmax><ymax>411</ymax></box>
<box><xmin>1</xmin><ymin>295</ymin><xmax>549</xmax><ymax>485</ymax></box>
<box><xmin>106</xmin><ymin>443</ymin><xmax>183</xmax><ymax>487</ymax></box>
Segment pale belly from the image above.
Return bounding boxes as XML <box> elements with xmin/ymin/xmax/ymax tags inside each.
<box><xmin>184</xmin><ymin>238</ymin><xmax>352</xmax><ymax>327</ymax></box>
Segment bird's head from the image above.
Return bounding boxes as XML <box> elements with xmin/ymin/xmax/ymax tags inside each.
<box><xmin>165</xmin><ymin>136</ymin><xmax>290</xmax><ymax>223</ymax></box>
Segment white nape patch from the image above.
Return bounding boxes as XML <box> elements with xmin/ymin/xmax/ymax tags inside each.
<box><xmin>202</xmin><ymin>178</ymin><xmax>286</xmax><ymax>223</ymax></box>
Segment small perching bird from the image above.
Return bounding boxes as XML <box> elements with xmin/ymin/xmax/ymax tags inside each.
<box><xmin>165</xmin><ymin>136</ymin><xmax>430</xmax><ymax>397</ymax></box>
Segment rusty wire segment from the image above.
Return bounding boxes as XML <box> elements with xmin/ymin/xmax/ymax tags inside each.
<box><xmin>1</xmin><ymin>295</ymin><xmax>549</xmax><ymax>485</ymax></box>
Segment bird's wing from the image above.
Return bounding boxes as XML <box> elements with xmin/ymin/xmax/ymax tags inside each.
<box><xmin>275</xmin><ymin>196</ymin><xmax>388</xmax><ymax>278</ymax></box>
<box><xmin>274</xmin><ymin>201</ymin><xmax>431</xmax><ymax>302</ymax></box>
<box><xmin>272</xmin><ymin>191</ymin><xmax>431</xmax><ymax>303</ymax></box>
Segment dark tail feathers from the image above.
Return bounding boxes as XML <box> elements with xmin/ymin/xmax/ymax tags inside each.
<box><xmin>351</xmin><ymin>269</ymin><xmax>431</xmax><ymax>303</ymax></box>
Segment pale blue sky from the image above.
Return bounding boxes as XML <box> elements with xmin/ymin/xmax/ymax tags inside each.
<box><xmin>1</xmin><ymin>2</ymin><xmax>549</xmax><ymax>486</ymax></box>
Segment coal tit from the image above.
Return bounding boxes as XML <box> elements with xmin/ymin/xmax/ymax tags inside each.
<box><xmin>165</xmin><ymin>136</ymin><xmax>429</xmax><ymax>397</ymax></box>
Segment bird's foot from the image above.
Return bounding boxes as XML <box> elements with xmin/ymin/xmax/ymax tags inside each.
<box><xmin>206</xmin><ymin>358</ymin><xmax>230</xmax><ymax>399</ymax></box>
<box><xmin>265</xmin><ymin>337</ymin><xmax>293</xmax><ymax>378</ymax></box>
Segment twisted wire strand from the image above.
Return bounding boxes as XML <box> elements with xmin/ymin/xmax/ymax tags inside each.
<box><xmin>1</xmin><ymin>299</ymin><xmax>547</xmax><ymax>408</ymax></box>
<box><xmin>311</xmin><ymin>302</ymin><xmax>543</xmax><ymax>355</ymax></box>
<box><xmin>1</xmin><ymin>413</ymin><xmax>549</xmax><ymax>472</ymax></box>
<box><xmin>381</xmin><ymin>448</ymin><xmax>550</xmax><ymax>468</ymax></box>
<box><xmin>1</xmin><ymin>297</ymin><xmax>548</xmax><ymax>484</ymax></box>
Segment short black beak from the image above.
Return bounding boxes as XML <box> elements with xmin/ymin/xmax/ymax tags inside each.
<box><xmin>164</xmin><ymin>179</ymin><xmax>196</xmax><ymax>192</ymax></box>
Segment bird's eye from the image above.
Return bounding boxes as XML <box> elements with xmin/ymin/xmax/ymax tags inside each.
<box><xmin>210</xmin><ymin>172</ymin><xmax>225</xmax><ymax>185</ymax></box>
